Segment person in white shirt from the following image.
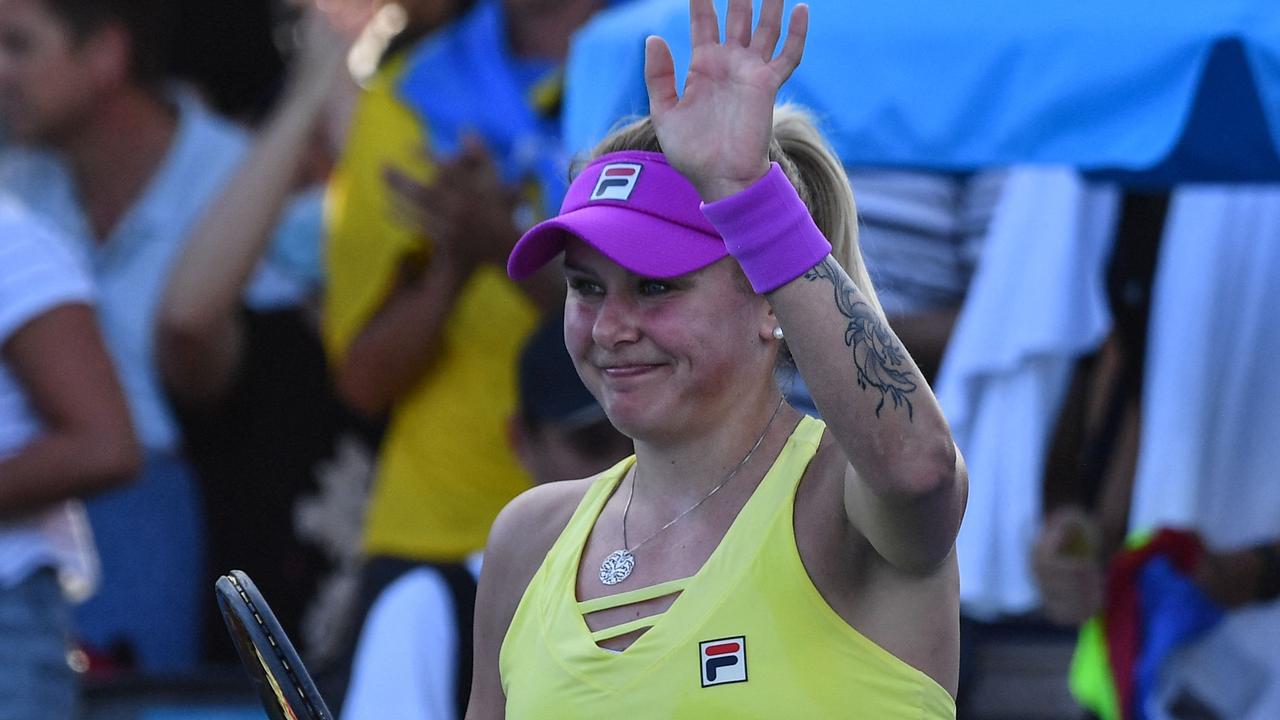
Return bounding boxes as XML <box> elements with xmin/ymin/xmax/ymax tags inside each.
<box><xmin>0</xmin><ymin>197</ymin><xmax>138</xmax><ymax>719</ymax></box>
<box><xmin>0</xmin><ymin>0</ymin><xmax>325</xmax><ymax>672</ymax></box>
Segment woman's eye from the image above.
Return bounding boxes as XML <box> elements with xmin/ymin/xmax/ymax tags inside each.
<box><xmin>639</xmin><ymin>280</ymin><xmax>671</xmax><ymax>296</ymax></box>
<box><xmin>568</xmin><ymin>277</ymin><xmax>603</xmax><ymax>296</ymax></box>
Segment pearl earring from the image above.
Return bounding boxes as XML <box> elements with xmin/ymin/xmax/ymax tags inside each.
<box><xmin>772</xmin><ymin>326</ymin><xmax>785</xmax><ymax>341</ymax></box>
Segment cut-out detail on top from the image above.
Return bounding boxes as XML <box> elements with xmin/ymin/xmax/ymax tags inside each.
<box><xmin>580</xmin><ymin>577</ymin><xmax>690</xmax><ymax>650</ymax></box>
<box><xmin>576</xmin><ymin>576</ymin><xmax>691</xmax><ymax>615</ymax></box>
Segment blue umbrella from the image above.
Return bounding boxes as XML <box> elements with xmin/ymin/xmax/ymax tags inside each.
<box><xmin>566</xmin><ymin>0</ymin><xmax>1280</xmax><ymax>183</ymax></box>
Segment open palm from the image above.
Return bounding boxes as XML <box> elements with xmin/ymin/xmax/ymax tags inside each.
<box><xmin>644</xmin><ymin>0</ymin><xmax>809</xmax><ymax>201</ymax></box>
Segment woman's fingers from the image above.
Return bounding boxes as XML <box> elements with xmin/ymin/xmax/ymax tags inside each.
<box><xmin>750</xmin><ymin>0</ymin><xmax>784</xmax><ymax>62</ymax></box>
<box><xmin>644</xmin><ymin>35</ymin><xmax>680</xmax><ymax>117</ymax></box>
<box><xmin>689</xmin><ymin>0</ymin><xmax>721</xmax><ymax>46</ymax></box>
<box><xmin>725</xmin><ymin>0</ymin><xmax>753</xmax><ymax>47</ymax></box>
<box><xmin>772</xmin><ymin>4</ymin><xmax>809</xmax><ymax>81</ymax></box>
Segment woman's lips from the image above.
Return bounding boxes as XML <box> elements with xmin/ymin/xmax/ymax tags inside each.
<box><xmin>600</xmin><ymin>363</ymin><xmax>664</xmax><ymax>378</ymax></box>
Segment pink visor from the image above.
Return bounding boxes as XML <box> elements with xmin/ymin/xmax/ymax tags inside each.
<box><xmin>507</xmin><ymin>151</ymin><xmax>727</xmax><ymax>280</ymax></box>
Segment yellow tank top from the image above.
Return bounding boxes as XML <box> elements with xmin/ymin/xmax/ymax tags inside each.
<box><xmin>500</xmin><ymin>416</ymin><xmax>956</xmax><ymax>718</ymax></box>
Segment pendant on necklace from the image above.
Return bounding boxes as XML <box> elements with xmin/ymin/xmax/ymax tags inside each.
<box><xmin>599</xmin><ymin>549</ymin><xmax>635</xmax><ymax>585</ymax></box>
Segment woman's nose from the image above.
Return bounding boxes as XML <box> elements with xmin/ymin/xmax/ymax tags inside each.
<box><xmin>592</xmin><ymin>293</ymin><xmax>640</xmax><ymax>348</ymax></box>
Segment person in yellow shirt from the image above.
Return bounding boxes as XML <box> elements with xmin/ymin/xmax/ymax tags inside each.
<box><xmin>320</xmin><ymin>0</ymin><xmax>605</xmax><ymax>709</ymax></box>
<box><xmin>469</xmin><ymin>2</ymin><xmax>967</xmax><ymax>717</ymax></box>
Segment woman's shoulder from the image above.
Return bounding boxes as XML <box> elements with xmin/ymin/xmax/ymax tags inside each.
<box><xmin>477</xmin><ymin>474</ymin><xmax>607</xmax><ymax>639</ymax></box>
<box><xmin>485</xmin><ymin>474</ymin><xmax>606</xmax><ymax>581</ymax></box>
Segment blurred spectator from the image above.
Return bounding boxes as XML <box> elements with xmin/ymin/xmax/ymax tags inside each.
<box><xmin>1034</xmin><ymin>190</ymin><xmax>1167</xmax><ymax>629</ymax></box>
<box><xmin>153</xmin><ymin>8</ymin><xmax>380</xmax><ymax>668</ymax></box>
<box><xmin>909</xmin><ymin>168</ymin><xmax>1118</xmax><ymax>720</ymax></box>
<box><xmin>0</xmin><ymin>0</ymin><xmax>320</xmax><ymax>673</ymax></box>
<box><xmin>318</xmin><ymin>0</ymin><xmax>604</xmax><ymax>704</ymax></box>
<box><xmin>1035</xmin><ymin>185</ymin><xmax>1280</xmax><ymax>720</ymax></box>
<box><xmin>0</xmin><ymin>197</ymin><xmax>139</xmax><ymax>719</ymax></box>
<box><xmin>341</xmin><ymin>314</ymin><xmax>632</xmax><ymax>720</ymax></box>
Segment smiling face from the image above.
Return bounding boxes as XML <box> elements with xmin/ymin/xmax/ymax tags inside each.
<box><xmin>563</xmin><ymin>239</ymin><xmax>778</xmax><ymax>443</ymax></box>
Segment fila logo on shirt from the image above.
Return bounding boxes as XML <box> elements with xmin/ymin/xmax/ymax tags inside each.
<box><xmin>699</xmin><ymin>636</ymin><xmax>747</xmax><ymax>687</ymax></box>
<box><xmin>591</xmin><ymin>163</ymin><xmax>643</xmax><ymax>201</ymax></box>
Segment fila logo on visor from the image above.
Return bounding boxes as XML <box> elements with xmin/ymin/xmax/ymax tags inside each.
<box><xmin>699</xmin><ymin>636</ymin><xmax>747</xmax><ymax>687</ymax></box>
<box><xmin>590</xmin><ymin>163</ymin><xmax>643</xmax><ymax>201</ymax></box>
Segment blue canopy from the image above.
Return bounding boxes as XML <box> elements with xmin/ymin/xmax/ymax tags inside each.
<box><xmin>565</xmin><ymin>0</ymin><xmax>1280</xmax><ymax>183</ymax></box>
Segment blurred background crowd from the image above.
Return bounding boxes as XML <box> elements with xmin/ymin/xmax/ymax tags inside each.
<box><xmin>0</xmin><ymin>0</ymin><xmax>1277</xmax><ymax>719</ymax></box>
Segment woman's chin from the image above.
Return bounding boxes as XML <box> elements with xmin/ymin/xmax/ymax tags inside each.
<box><xmin>602</xmin><ymin>400</ymin><xmax>671</xmax><ymax>442</ymax></box>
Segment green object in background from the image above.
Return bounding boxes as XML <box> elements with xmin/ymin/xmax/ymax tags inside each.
<box><xmin>1067</xmin><ymin>529</ymin><xmax>1159</xmax><ymax>720</ymax></box>
<box><xmin>1070</xmin><ymin>616</ymin><xmax>1120</xmax><ymax>720</ymax></box>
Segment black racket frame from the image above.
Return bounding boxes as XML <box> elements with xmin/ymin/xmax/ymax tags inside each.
<box><xmin>215</xmin><ymin>569</ymin><xmax>333</xmax><ymax>720</ymax></box>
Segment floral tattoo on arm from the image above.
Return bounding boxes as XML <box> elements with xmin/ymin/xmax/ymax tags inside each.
<box><xmin>804</xmin><ymin>258</ymin><xmax>917</xmax><ymax>420</ymax></box>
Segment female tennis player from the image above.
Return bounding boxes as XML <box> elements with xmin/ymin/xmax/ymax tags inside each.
<box><xmin>468</xmin><ymin>1</ymin><xmax>966</xmax><ymax>717</ymax></box>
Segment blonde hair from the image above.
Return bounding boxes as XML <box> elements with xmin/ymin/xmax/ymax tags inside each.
<box><xmin>582</xmin><ymin>104</ymin><xmax>884</xmax><ymax>318</ymax></box>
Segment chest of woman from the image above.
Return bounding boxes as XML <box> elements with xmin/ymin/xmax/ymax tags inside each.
<box><xmin>499</xmin><ymin>418</ymin><xmax>954</xmax><ymax>718</ymax></box>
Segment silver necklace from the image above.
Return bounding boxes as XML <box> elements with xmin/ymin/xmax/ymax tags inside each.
<box><xmin>598</xmin><ymin>396</ymin><xmax>787</xmax><ymax>585</ymax></box>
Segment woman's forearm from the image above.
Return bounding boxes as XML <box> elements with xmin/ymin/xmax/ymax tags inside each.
<box><xmin>701</xmin><ymin>166</ymin><xmax>963</xmax><ymax>569</ymax></box>
<box><xmin>701</xmin><ymin>166</ymin><xmax>957</xmax><ymax>498</ymax></box>
<box><xmin>771</xmin><ymin>258</ymin><xmax>957</xmax><ymax>498</ymax></box>
<box><xmin>771</xmin><ymin>262</ymin><xmax>964</xmax><ymax>571</ymax></box>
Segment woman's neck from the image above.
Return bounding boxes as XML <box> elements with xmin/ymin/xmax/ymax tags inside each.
<box><xmin>629</xmin><ymin>389</ymin><xmax>799</xmax><ymax>511</ymax></box>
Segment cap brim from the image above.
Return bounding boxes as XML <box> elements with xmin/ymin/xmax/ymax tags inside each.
<box><xmin>508</xmin><ymin>205</ymin><xmax>727</xmax><ymax>280</ymax></box>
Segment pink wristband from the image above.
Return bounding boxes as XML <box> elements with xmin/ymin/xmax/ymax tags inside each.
<box><xmin>700</xmin><ymin>163</ymin><xmax>832</xmax><ymax>294</ymax></box>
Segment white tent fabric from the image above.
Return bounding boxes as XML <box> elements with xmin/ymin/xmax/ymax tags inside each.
<box><xmin>935</xmin><ymin>167</ymin><xmax>1119</xmax><ymax>619</ymax></box>
<box><xmin>1130</xmin><ymin>185</ymin><xmax>1280</xmax><ymax>719</ymax></box>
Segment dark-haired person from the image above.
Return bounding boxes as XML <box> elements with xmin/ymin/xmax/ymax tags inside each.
<box><xmin>468</xmin><ymin>1</ymin><xmax>965</xmax><ymax>717</ymax></box>
<box><xmin>0</xmin><ymin>0</ymin><xmax>320</xmax><ymax>672</ymax></box>
<box><xmin>0</xmin><ymin>198</ymin><xmax>139</xmax><ymax>719</ymax></box>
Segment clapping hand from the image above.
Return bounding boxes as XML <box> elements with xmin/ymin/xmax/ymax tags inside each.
<box><xmin>644</xmin><ymin>0</ymin><xmax>809</xmax><ymax>202</ymax></box>
<box><xmin>383</xmin><ymin>134</ymin><xmax>521</xmax><ymax>272</ymax></box>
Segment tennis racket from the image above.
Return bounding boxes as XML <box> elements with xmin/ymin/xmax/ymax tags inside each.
<box><xmin>215</xmin><ymin>570</ymin><xmax>334</xmax><ymax>720</ymax></box>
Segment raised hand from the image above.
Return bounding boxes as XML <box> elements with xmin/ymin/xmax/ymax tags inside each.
<box><xmin>644</xmin><ymin>0</ymin><xmax>809</xmax><ymax>201</ymax></box>
<box><xmin>285</xmin><ymin>5</ymin><xmax>353</xmax><ymax>104</ymax></box>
